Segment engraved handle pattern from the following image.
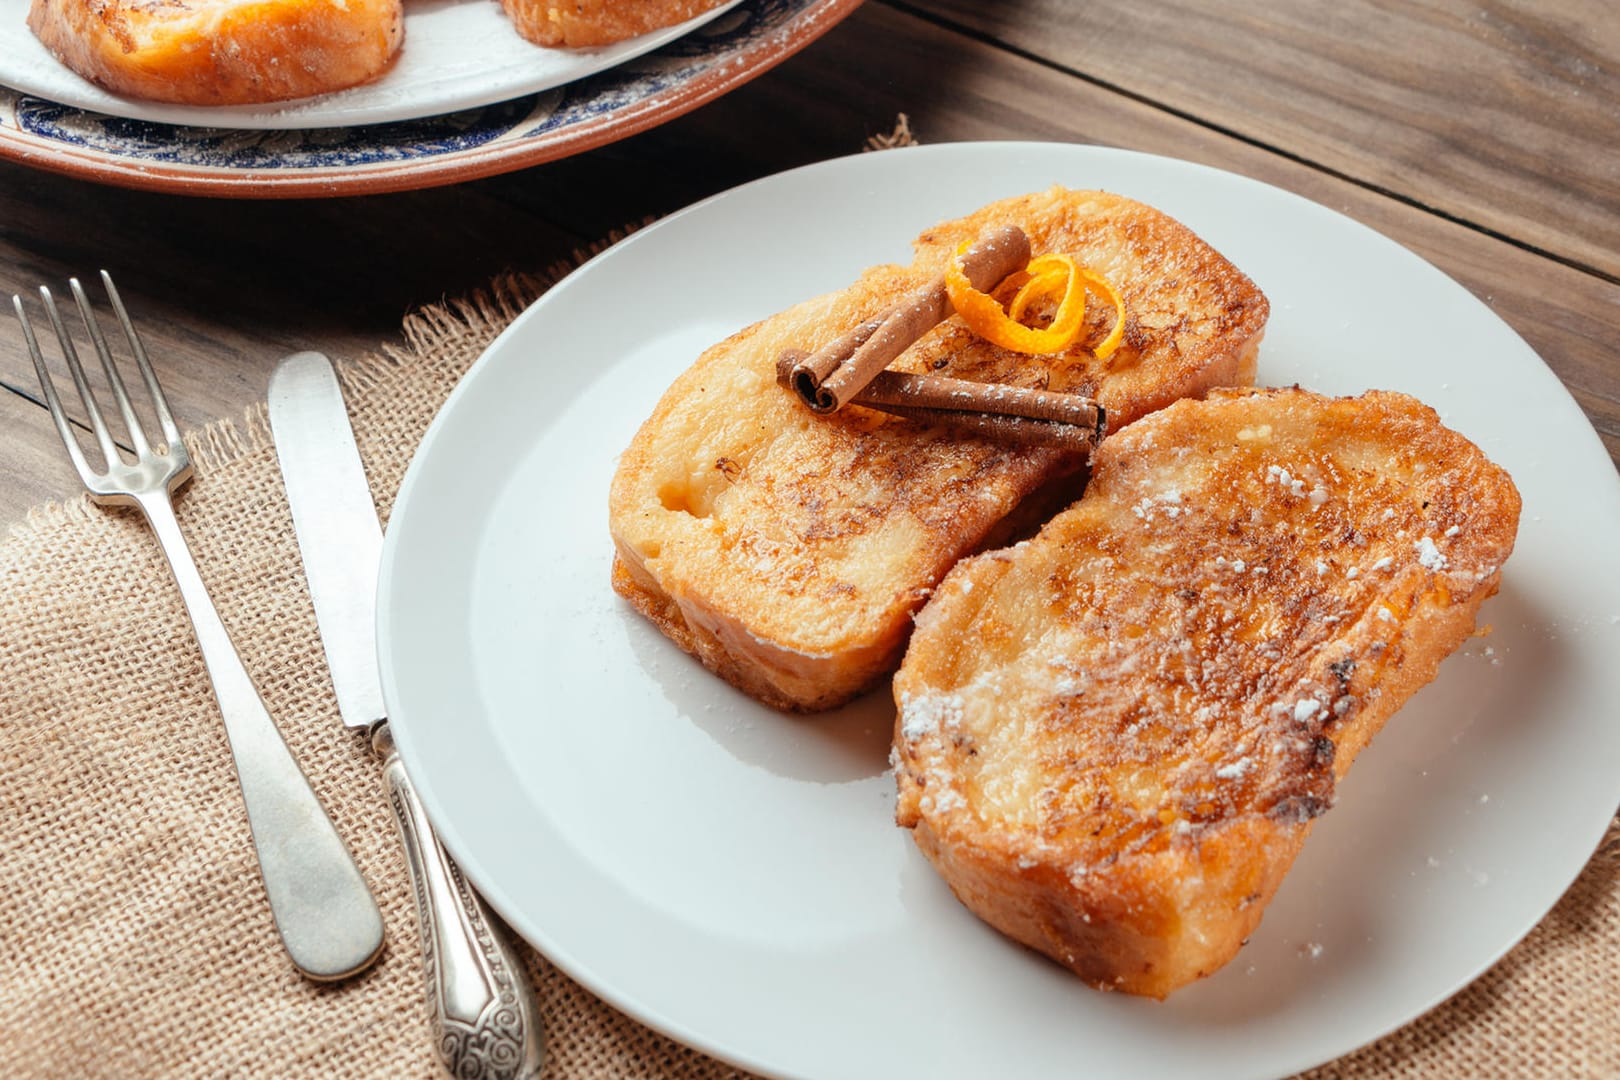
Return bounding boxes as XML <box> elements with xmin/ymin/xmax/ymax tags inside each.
<box><xmin>375</xmin><ymin>723</ymin><xmax>544</xmax><ymax>1080</ymax></box>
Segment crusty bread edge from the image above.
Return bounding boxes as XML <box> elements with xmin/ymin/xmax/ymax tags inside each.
<box><xmin>611</xmin><ymin>549</ymin><xmax>902</xmax><ymax>713</ymax></box>
<box><xmin>907</xmin><ymin>803</ymin><xmax>1306</xmax><ymax>997</ymax></box>
<box><xmin>27</xmin><ymin>0</ymin><xmax>404</xmax><ymax>106</ymax></box>
<box><xmin>896</xmin><ymin>534</ymin><xmax>1508</xmax><ymax>998</ymax></box>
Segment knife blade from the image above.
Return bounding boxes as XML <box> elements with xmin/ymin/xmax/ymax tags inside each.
<box><xmin>268</xmin><ymin>351</ymin><xmax>544</xmax><ymax>1080</ymax></box>
<box><xmin>266</xmin><ymin>354</ymin><xmax>385</xmax><ymax>731</ymax></box>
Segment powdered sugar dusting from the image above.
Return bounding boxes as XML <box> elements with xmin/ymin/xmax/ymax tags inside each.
<box><xmin>1266</xmin><ymin>464</ymin><xmax>1308</xmax><ymax>499</ymax></box>
<box><xmin>1415</xmin><ymin>535</ymin><xmax>1448</xmax><ymax>571</ymax></box>
<box><xmin>1265</xmin><ymin>463</ymin><xmax>1329</xmax><ymax>507</ymax></box>
<box><xmin>899</xmin><ymin>691</ymin><xmax>964</xmax><ymax>742</ymax></box>
<box><xmin>1133</xmin><ymin>490</ymin><xmax>1185</xmax><ymax>521</ymax></box>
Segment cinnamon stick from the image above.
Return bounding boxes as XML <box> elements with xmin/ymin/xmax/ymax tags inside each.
<box><xmin>855</xmin><ymin>372</ymin><xmax>1104</xmax><ymax>434</ymax></box>
<box><xmin>786</xmin><ymin>224</ymin><xmax>1032</xmax><ymax>413</ymax></box>
<box><xmin>855</xmin><ymin>402</ymin><xmax>1102</xmax><ymax>452</ymax></box>
<box><xmin>772</xmin><ymin>223</ymin><xmax>1105</xmax><ymax>452</ymax></box>
<box><xmin>774</xmin><ymin>354</ymin><xmax>1107</xmax><ymax>452</ymax></box>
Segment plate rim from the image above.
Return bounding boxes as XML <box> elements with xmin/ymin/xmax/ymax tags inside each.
<box><xmin>378</xmin><ymin>141</ymin><xmax>1620</xmax><ymax>1078</ymax></box>
<box><xmin>0</xmin><ymin>0</ymin><xmax>747</xmax><ymax>131</ymax></box>
<box><xmin>0</xmin><ymin>0</ymin><xmax>860</xmax><ymax>198</ymax></box>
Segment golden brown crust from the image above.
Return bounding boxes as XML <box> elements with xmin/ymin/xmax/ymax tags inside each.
<box><xmin>27</xmin><ymin>0</ymin><xmax>402</xmax><ymax>105</ymax></box>
<box><xmin>908</xmin><ymin>808</ymin><xmax>1301</xmax><ymax>994</ymax></box>
<box><xmin>609</xmin><ymin>188</ymin><xmax>1269</xmax><ymax>712</ymax></box>
<box><xmin>611</xmin><ymin>553</ymin><xmax>897</xmax><ymax>713</ymax></box>
<box><xmin>893</xmin><ymin>386</ymin><xmax>1521</xmax><ymax>997</ymax></box>
<box><xmin>502</xmin><ymin>0</ymin><xmax>727</xmax><ymax>47</ymax></box>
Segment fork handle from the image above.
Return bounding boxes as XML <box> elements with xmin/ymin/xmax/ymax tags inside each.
<box><xmin>137</xmin><ymin>491</ymin><xmax>385</xmax><ymax>981</ymax></box>
<box><xmin>374</xmin><ymin>723</ymin><xmax>544</xmax><ymax>1080</ymax></box>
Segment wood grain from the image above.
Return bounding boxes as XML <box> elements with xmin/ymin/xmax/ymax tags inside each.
<box><xmin>908</xmin><ymin>0</ymin><xmax>1620</xmax><ymax>281</ymax></box>
<box><xmin>0</xmin><ymin>165</ymin><xmax>588</xmax><ymax>439</ymax></box>
<box><xmin>0</xmin><ymin>385</ymin><xmax>83</xmax><ymax>526</ymax></box>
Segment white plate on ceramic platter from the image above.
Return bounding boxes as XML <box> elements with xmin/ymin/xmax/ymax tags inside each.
<box><xmin>0</xmin><ymin>0</ymin><xmax>859</xmax><ymax>196</ymax></box>
<box><xmin>377</xmin><ymin>142</ymin><xmax>1620</xmax><ymax>1079</ymax></box>
<box><xmin>0</xmin><ymin>0</ymin><xmax>744</xmax><ymax>129</ymax></box>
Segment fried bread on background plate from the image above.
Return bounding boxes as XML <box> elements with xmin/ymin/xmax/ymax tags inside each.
<box><xmin>27</xmin><ymin>0</ymin><xmax>403</xmax><ymax>105</ymax></box>
<box><xmin>27</xmin><ymin>0</ymin><xmax>721</xmax><ymax>106</ymax></box>
<box><xmin>893</xmin><ymin>385</ymin><xmax>1521</xmax><ymax>997</ymax></box>
<box><xmin>502</xmin><ymin>0</ymin><xmax>729</xmax><ymax>47</ymax></box>
<box><xmin>608</xmin><ymin>186</ymin><xmax>1271</xmax><ymax>712</ymax></box>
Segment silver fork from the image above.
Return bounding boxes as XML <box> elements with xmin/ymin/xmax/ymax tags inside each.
<box><xmin>13</xmin><ymin>272</ymin><xmax>386</xmax><ymax>982</ymax></box>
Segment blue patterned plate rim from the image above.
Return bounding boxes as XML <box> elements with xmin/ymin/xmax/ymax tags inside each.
<box><xmin>0</xmin><ymin>0</ymin><xmax>858</xmax><ymax>197</ymax></box>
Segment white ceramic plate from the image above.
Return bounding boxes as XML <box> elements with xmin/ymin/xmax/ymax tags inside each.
<box><xmin>378</xmin><ymin>143</ymin><xmax>1620</xmax><ymax>1079</ymax></box>
<box><xmin>0</xmin><ymin>0</ymin><xmax>857</xmax><ymax>197</ymax></box>
<box><xmin>0</xmin><ymin>0</ymin><xmax>741</xmax><ymax>129</ymax></box>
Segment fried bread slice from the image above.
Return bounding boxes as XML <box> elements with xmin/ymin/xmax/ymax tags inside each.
<box><xmin>502</xmin><ymin>0</ymin><xmax>728</xmax><ymax>47</ymax></box>
<box><xmin>893</xmin><ymin>386</ymin><xmax>1521</xmax><ymax>997</ymax></box>
<box><xmin>28</xmin><ymin>0</ymin><xmax>402</xmax><ymax>105</ymax></box>
<box><xmin>609</xmin><ymin>187</ymin><xmax>1269</xmax><ymax>712</ymax></box>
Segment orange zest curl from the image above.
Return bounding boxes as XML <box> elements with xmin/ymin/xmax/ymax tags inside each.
<box><xmin>944</xmin><ymin>243</ymin><xmax>1126</xmax><ymax>359</ymax></box>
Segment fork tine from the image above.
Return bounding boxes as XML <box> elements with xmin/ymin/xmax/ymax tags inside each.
<box><xmin>12</xmin><ymin>293</ymin><xmax>99</xmax><ymax>487</ymax></box>
<box><xmin>71</xmin><ymin>275</ymin><xmax>151</xmax><ymax>457</ymax></box>
<box><xmin>100</xmin><ymin>271</ymin><xmax>181</xmax><ymax>451</ymax></box>
<box><xmin>38</xmin><ymin>284</ymin><xmax>122</xmax><ymax>471</ymax></box>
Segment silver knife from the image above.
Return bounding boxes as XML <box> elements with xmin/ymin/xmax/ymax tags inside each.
<box><xmin>268</xmin><ymin>351</ymin><xmax>544</xmax><ymax>1080</ymax></box>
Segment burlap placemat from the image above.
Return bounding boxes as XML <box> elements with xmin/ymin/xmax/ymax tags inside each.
<box><xmin>4</xmin><ymin>158</ymin><xmax>1619</xmax><ymax>1080</ymax></box>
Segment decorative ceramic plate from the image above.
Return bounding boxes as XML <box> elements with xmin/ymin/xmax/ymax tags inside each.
<box><xmin>0</xmin><ymin>0</ymin><xmax>858</xmax><ymax>196</ymax></box>
<box><xmin>378</xmin><ymin>143</ymin><xmax>1620</xmax><ymax>1078</ymax></box>
<box><xmin>0</xmin><ymin>0</ymin><xmax>744</xmax><ymax>129</ymax></box>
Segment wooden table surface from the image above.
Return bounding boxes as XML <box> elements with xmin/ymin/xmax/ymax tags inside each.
<box><xmin>3</xmin><ymin>1</ymin><xmax>1617</xmax><ymax>528</ymax></box>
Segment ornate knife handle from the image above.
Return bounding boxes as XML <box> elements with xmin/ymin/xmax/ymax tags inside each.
<box><xmin>374</xmin><ymin>723</ymin><xmax>545</xmax><ymax>1080</ymax></box>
